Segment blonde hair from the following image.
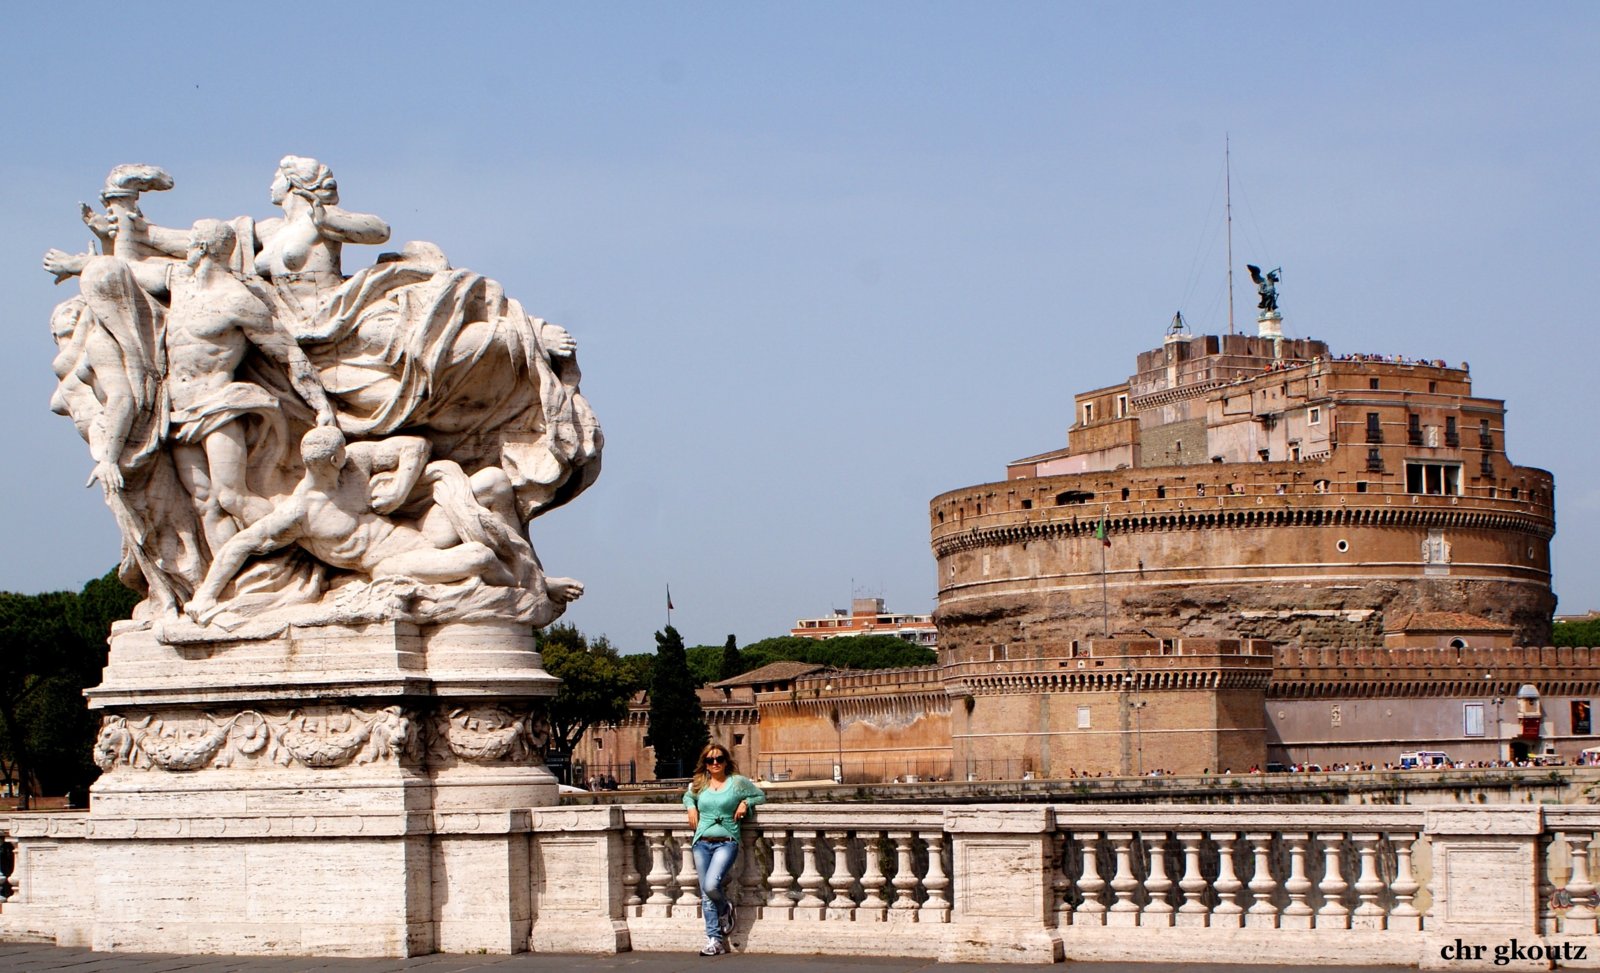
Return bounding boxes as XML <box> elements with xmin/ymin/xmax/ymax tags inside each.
<box><xmin>690</xmin><ymin>742</ymin><xmax>738</xmax><ymax>795</ymax></box>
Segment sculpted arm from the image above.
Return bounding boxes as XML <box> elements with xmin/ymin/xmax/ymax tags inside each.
<box><xmin>311</xmin><ymin>200</ymin><xmax>390</xmax><ymax>246</ymax></box>
<box><xmin>237</xmin><ymin>294</ymin><xmax>336</xmax><ymax>427</ymax></box>
<box><xmin>347</xmin><ymin>436</ymin><xmax>431</xmax><ymax>514</ymax></box>
<box><xmin>186</xmin><ymin>497</ymin><xmax>309</xmax><ymax>621</ymax></box>
<box><xmin>81</xmin><ymin>330</ymin><xmax>136</xmax><ymax>492</ymax></box>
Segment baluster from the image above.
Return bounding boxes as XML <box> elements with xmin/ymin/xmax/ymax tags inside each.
<box><xmin>673</xmin><ymin>832</ymin><xmax>700</xmax><ymax>911</ymax></box>
<box><xmin>1244</xmin><ymin>832</ymin><xmax>1278</xmax><ymax>928</ymax></box>
<box><xmin>1212</xmin><ymin>833</ymin><xmax>1245</xmax><ymax>928</ymax></box>
<box><xmin>643</xmin><ymin>829</ymin><xmax>675</xmax><ymax>917</ymax></box>
<box><xmin>888</xmin><ymin>831</ymin><xmax>918</xmax><ymax>919</ymax></box>
<box><xmin>1175</xmin><ymin>832</ymin><xmax>1209</xmax><ymax>927</ymax></box>
<box><xmin>1106</xmin><ymin>832</ymin><xmax>1140</xmax><ymax>926</ymax></box>
<box><xmin>738</xmin><ymin>829</ymin><xmax>765</xmax><ymax>906</ymax></box>
<box><xmin>765</xmin><ymin>829</ymin><xmax>796</xmax><ymax>918</ymax></box>
<box><xmin>1143</xmin><ymin>832</ymin><xmax>1174</xmax><ymax>926</ymax></box>
<box><xmin>1076</xmin><ymin>832</ymin><xmax>1107</xmax><ymax>925</ymax></box>
<box><xmin>1280</xmin><ymin>834</ymin><xmax>1313</xmax><ymax>929</ymax></box>
<box><xmin>1350</xmin><ymin>833</ymin><xmax>1384</xmax><ymax>929</ymax></box>
<box><xmin>923</xmin><ymin>829</ymin><xmax>951</xmax><ymax>923</ymax></box>
<box><xmin>621</xmin><ymin>828</ymin><xmax>643</xmax><ymax>913</ymax></box>
<box><xmin>1314</xmin><ymin>832</ymin><xmax>1348</xmax><ymax>929</ymax></box>
<box><xmin>826</xmin><ymin>831</ymin><xmax>856</xmax><ymax>919</ymax></box>
<box><xmin>1389</xmin><ymin>832</ymin><xmax>1422</xmax><ymax>932</ymax></box>
<box><xmin>793</xmin><ymin>831</ymin><xmax>828</xmax><ymax>918</ymax></box>
<box><xmin>1053</xmin><ymin>832</ymin><xmax>1073</xmax><ymax>925</ymax></box>
<box><xmin>1564</xmin><ymin>831</ymin><xmax>1598</xmax><ymax>934</ymax></box>
<box><xmin>858</xmin><ymin>831</ymin><xmax>889</xmax><ymax>921</ymax></box>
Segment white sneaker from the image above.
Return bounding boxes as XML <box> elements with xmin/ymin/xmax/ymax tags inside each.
<box><xmin>700</xmin><ymin>937</ymin><xmax>728</xmax><ymax>956</ymax></box>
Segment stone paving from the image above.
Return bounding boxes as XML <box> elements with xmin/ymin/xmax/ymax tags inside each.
<box><xmin>0</xmin><ymin>946</ymin><xmax>1410</xmax><ymax>973</ymax></box>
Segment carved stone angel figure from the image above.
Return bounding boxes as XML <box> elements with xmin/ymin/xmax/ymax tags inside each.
<box><xmin>44</xmin><ymin>159</ymin><xmax>600</xmax><ymax>639</ymax></box>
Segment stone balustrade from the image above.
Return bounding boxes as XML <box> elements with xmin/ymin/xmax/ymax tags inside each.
<box><xmin>4</xmin><ymin>803</ymin><xmax>1599</xmax><ymax>967</ymax></box>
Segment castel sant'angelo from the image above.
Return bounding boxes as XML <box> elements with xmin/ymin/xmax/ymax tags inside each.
<box><xmin>583</xmin><ymin>283</ymin><xmax>1587</xmax><ymax>783</ymax></box>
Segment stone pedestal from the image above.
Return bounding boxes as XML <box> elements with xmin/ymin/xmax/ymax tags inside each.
<box><xmin>77</xmin><ymin>619</ymin><xmax>558</xmax><ymax>956</ymax></box>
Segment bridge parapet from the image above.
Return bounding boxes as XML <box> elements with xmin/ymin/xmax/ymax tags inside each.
<box><xmin>2</xmin><ymin>803</ymin><xmax>1595</xmax><ymax>967</ymax></box>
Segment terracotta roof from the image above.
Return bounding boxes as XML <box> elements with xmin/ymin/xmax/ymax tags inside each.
<box><xmin>712</xmin><ymin>662</ymin><xmax>831</xmax><ymax>687</ymax></box>
<box><xmin>1385</xmin><ymin>612</ymin><xmax>1515</xmax><ymax>634</ymax></box>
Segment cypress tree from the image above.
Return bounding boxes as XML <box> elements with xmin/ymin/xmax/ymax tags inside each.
<box><xmin>717</xmin><ymin>633</ymin><xmax>743</xmax><ymax>682</ymax></box>
<box><xmin>647</xmin><ymin>625</ymin><xmax>708</xmax><ymax>779</ymax></box>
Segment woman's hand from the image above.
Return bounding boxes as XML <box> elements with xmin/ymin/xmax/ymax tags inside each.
<box><xmin>734</xmin><ymin>800</ymin><xmax>749</xmax><ymax>821</ymax></box>
<box><xmin>686</xmin><ymin>807</ymin><xmax>699</xmax><ymax>829</ymax></box>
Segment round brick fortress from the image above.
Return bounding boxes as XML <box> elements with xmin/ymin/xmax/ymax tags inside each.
<box><xmin>930</xmin><ymin>337</ymin><xmax>1557</xmax><ymax>663</ymax></box>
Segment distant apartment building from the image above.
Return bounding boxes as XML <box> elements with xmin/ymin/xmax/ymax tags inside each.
<box><xmin>790</xmin><ymin>597</ymin><xmax>937</xmax><ymax>648</ymax></box>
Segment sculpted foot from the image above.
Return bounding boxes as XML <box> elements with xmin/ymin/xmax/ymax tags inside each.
<box><xmin>547</xmin><ymin>577</ymin><xmax>584</xmax><ymax>604</ymax></box>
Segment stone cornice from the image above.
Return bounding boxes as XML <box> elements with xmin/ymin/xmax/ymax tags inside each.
<box><xmin>933</xmin><ymin>502</ymin><xmax>1553</xmax><ymax>559</ymax></box>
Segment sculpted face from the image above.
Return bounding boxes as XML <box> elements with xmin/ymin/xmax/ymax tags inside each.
<box><xmin>270</xmin><ymin>170</ymin><xmax>290</xmax><ymax>206</ymax></box>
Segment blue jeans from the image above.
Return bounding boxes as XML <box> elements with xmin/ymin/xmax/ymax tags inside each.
<box><xmin>692</xmin><ymin>838</ymin><xmax>740</xmax><ymax>940</ymax></box>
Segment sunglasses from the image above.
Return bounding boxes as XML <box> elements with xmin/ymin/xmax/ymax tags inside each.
<box><xmin>704</xmin><ymin>755</ymin><xmax>727</xmax><ymax>764</ymax></box>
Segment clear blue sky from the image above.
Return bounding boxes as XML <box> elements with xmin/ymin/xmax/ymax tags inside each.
<box><xmin>3</xmin><ymin>3</ymin><xmax>1595</xmax><ymax>651</ymax></box>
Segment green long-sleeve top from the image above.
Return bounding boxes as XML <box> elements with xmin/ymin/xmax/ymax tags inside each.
<box><xmin>682</xmin><ymin>774</ymin><xmax>766</xmax><ymax>842</ymax></box>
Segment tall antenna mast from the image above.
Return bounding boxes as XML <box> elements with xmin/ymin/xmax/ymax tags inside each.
<box><xmin>1226</xmin><ymin>134</ymin><xmax>1235</xmax><ymax>336</ymax></box>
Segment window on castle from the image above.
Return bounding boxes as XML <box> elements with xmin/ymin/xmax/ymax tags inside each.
<box><xmin>1116</xmin><ymin>394</ymin><xmax>1128</xmax><ymax>418</ymax></box>
<box><xmin>1308</xmin><ymin>407</ymin><xmax>1321</xmax><ymax>425</ymax></box>
<box><xmin>1406</xmin><ymin>461</ymin><xmax>1462</xmax><ymax>496</ymax></box>
<box><xmin>1077</xmin><ymin>706</ymin><xmax>1091</xmax><ymax>729</ymax></box>
<box><xmin>1464</xmin><ymin>703</ymin><xmax>1485</xmax><ymax>737</ymax></box>
<box><xmin>1082</xmin><ymin>403</ymin><xmax>1095</xmax><ymax>424</ymax></box>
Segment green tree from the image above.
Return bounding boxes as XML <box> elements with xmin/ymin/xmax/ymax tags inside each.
<box><xmin>718</xmin><ymin>634</ymin><xmax>742</xmax><ymax>682</ymax></box>
<box><xmin>1554</xmin><ymin>619</ymin><xmax>1600</xmax><ymax>648</ymax></box>
<box><xmin>647</xmin><ymin>625</ymin><xmax>708</xmax><ymax>779</ymax></box>
<box><xmin>684</xmin><ymin>644</ymin><xmax>723</xmax><ymax>685</ymax></box>
<box><xmin>617</xmin><ymin>651</ymin><xmax>655</xmax><ymax>690</ymax></box>
<box><xmin>739</xmin><ymin>634</ymin><xmax>935</xmax><ymax>671</ymax></box>
<box><xmin>0</xmin><ymin>569</ymin><xmax>138</xmax><ymax>807</ymax></box>
<box><xmin>537</xmin><ymin>625</ymin><xmax>644</xmax><ymax>778</ymax></box>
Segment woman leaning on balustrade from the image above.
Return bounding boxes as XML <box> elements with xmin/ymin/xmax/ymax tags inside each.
<box><xmin>682</xmin><ymin>743</ymin><xmax>765</xmax><ymax>956</ymax></box>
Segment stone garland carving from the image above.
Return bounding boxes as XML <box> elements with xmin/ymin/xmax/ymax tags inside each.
<box><xmin>95</xmin><ymin>703</ymin><xmax>553</xmax><ymax>773</ymax></box>
<box><xmin>429</xmin><ymin>705</ymin><xmax>552</xmax><ymax>764</ymax></box>
<box><xmin>44</xmin><ymin>158</ymin><xmax>601</xmax><ymax>643</ymax></box>
<box><xmin>94</xmin><ymin>707</ymin><xmax>416</xmax><ymax>772</ymax></box>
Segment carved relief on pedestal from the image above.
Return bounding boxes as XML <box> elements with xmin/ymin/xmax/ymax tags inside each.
<box><xmin>96</xmin><ymin>700</ymin><xmax>555</xmax><ymax>773</ymax></box>
<box><xmin>94</xmin><ymin>705</ymin><xmax>416</xmax><ymax>772</ymax></box>
<box><xmin>428</xmin><ymin>704</ymin><xmax>552</xmax><ymax>765</ymax></box>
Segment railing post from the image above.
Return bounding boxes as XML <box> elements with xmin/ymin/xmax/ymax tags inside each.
<box><xmin>1419</xmin><ymin>807</ymin><xmax>1543</xmax><ymax>970</ymax></box>
<box><xmin>1211</xmin><ymin>832</ymin><xmax>1244</xmax><ymax>928</ymax></box>
<box><xmin>937</xmin><ymin>806</ymin><xmax>1063</xmax><ymax>963</ymax></box>
<box><xmin>1076</xmin><ymin>831</ymin><xmax>1107</xmax><ymax>925</ymax></box>
<box><xmin>1244</xmin><ymin>832</ymin><xmax>1279</xmax><ymax>929</ymax></box>
<box><xmin>1105</xmin><ymin>832</ymin><xmax>1140</xmax><ymax>926</ymax></box>
<box><xmin>922</xmin><ymin>829</ymin><xmax>951</xmax><ymax>923</ymax></box>
<box><xmin>738</xmin><ymin>829</ymin><xmax>765</xmax><ymax>907</ymax></box>
<box><xmin>888</xmin><ymin>831</ymin><xmax>918</xmax><ymax>920</ymax></box>
<box><xmin>1389</xmin><ymin>831</ymin><xmax>1421</xmax><ymax>932</ymax></box>
<box><xmin>1314</xmin><ymin>832</ymin><xmax>1349</xmax><ymax>929</ymax></box>
<box><xmin>642</xmin><ymin>828</ymin><xmax>675</xmax><ymax>917</ymax></box>
<box><xmin>1175</xmin><ymin>832</ymin><xmax>1208</xmax><ymax>927</ymax></box>
<box><xmin>1349</xmin><ymin>833</ymin><xmax>1383</xmax><ymax>930</ymax></box>
<box><xmin>621</xmin><ymin>828</ymin><xmax>643</xmax><ymax>914</ymax></box>
<box><xmin>858</xmin><ymin>831</ymin><xmax>889</xmax><ymax>921</ymax></box>
<box><xmin>793</xmin><ymin>831</ymin><xmax>828</xmax><ymax>918</ymax></box>
<box><xmin>825</xmin><ymin>831</ymin><xmax>856</xmax><ymax>920</ymax></box>
<box><xmin>529</xmin><ymin>806</ymin><xmax>631</xmax><ymax>954</ymax></box>
<box><xmin>1142</xmin><ymin>833</ymin><xmax>1174</xmax><ymax>927</ymax></box>
<box><xmin>1562</xmin><ymin>831</ymin><xmax>1598</xmax><ymax>935</ymax></box>
<box><xmin>672</xmin><ymin>832</ymin><xmax>700</xmax><ymax>912</ymax></box>
<box><xmin>1281</xmin><ymin>833</ymin><xmax>1313</xmax><ymax>929</ymax></box>
<box><xmin>764</xmin><ymin>829</ymin><xmax>796</xmax><ymax>919</ymax></box>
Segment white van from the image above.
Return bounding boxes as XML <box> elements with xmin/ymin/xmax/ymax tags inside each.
<box><xmin>1399</xmin><ymin>750</ymin><xmax>1451</xmax><ymax>769</ymax></box>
